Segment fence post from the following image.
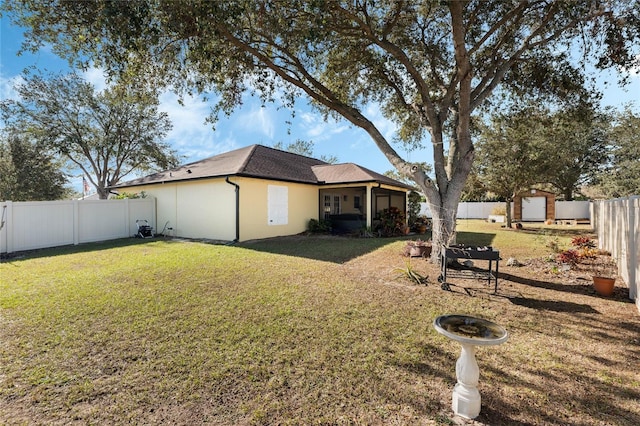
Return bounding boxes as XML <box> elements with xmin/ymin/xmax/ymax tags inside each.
<box><xmin>8</xmin><ymin>201</ymin><xmax>14</xmax><ymax>253</ymax></box>
<box><xmin>73</xmin><ymin>200</ymin><xmax>80</xmax><ymax>246</ymax></box>
<box><xmin>629</xmin><ymin>196</ymin><xmax>638</xmax><ymax>300</ymax></box>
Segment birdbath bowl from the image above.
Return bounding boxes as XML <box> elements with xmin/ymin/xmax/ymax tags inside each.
<box><xmin>434</xmin><ymin>314</ymin><xmax>508</xmax><ymax>419</ymax></box>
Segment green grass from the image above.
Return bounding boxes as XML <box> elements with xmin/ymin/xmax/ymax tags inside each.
<box><xmin>1</xmin><ymin>222</ymin><xmax>638</xmax><ymax>425</ymax></box>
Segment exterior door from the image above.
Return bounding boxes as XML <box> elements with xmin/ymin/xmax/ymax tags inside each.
<box><xmin>323</xmin><ymin>194</ymin><xmax>341</xmax><ymax>219</ymax></box>
<box><xmin>522</xmin><ymin>197</ymin><xmax>546</xmax><ymax>221</ymax></box>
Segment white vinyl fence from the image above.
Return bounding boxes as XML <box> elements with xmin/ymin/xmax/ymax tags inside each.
<box><xmin>0</xmin><ymin>198</ymin><xmax>156</xmax><ymax>254</ymax></box>
<box><xmin>420</xmin><ymin>200</ymin><xmax>590</xmax><ymax>220</ymax></box>
<box><xmin>591</xmin><ymin>196</ymin><xmax>639</xmax><ymax>310</ymax></box>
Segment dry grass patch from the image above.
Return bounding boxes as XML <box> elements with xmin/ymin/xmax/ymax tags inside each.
<box><xmin>1</xmin><ymin>223</ymin><xmax>639</xmax><ymax>425</ymax></box>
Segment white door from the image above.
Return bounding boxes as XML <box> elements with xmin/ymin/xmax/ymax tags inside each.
<box><xmin>323</xmin><ymin>194</ymin><xmax>341</xmax><ymax>219</ymax></box>
<box><xmin>522</xmin><ymin>197</ymin><xmax>546</xmax><ymax>221</ymax></box>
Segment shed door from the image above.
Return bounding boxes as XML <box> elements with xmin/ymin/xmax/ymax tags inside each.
<box><xmin>522</xmin><ymin>197</ymin><xmax>546</xmax><ymax>221</ymax></box>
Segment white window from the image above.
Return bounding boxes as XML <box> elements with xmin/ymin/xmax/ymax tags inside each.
<box><xmin>268</xmin><ymin>185</ymin><xmax>288</xmax><ymax>225</ymax></box>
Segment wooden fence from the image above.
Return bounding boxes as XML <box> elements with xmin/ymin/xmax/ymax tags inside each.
<box><xmin>0</xmin><ymin>198</ymin><xmax>156</xmax><ymax>254</ymax></box>
<box><xmin>591</xmin><ymin>196</ymin><xmax>640</xmax><ymax>311</ymax></box>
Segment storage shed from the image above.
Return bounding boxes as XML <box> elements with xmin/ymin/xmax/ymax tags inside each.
<box><xmin>513</xmin><ymin>189</ymin><xmax>556</xmax><ymax>222</ymax></box>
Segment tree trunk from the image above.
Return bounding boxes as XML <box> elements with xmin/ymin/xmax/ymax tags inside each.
<box><xmin>428</xmin><ymin>196</ymin><xmax>459</xmax><ymax>263</ymax></box>
<box><xmin>505</xmin><ymin>199</ymin><xmax>513</xmax><ymax>228</ymax></box>
<box><xmin>564</xmin><ymin>188</ymin><xmax>573</xmax><ymax>201</ymax></box>
<box><xmin>97</xmin><ymin>186</ymin><xmax>109</xmax><ymax>200</ymax></box>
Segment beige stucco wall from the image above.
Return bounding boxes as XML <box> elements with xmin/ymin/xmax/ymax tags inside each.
<box><xmin>236</xmin><ymin>177</ymin><xmax>318</xmax><ymax>241</ymax></box>
<box><xmin>117</xmin><ymin>176</ymin><xmax>318</xmax><ymax>242</ymax></box>
<box><xmin>118</xmin><ymin>179</ymin><xmax>236</xmax><ymax>241</ymax></box>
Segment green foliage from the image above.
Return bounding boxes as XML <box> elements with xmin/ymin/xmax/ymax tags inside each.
<box><xmin>541</xmin><ymin>102</ymin><xmax>610</xmax><ymax>200</ymax></box>
<box><xmin>112</xmin><ymin>191</ymin><xmax>147</xmax><ymax>200</ymax></box>
<box><xmin>475</xmin><ymin>103</ymin><xmax>554</xmax><ymax>210</ymax></box>
<box><xmin>375</xmin><ymin>207</ymin><xmax>406</xmax><ymax>237</ymax></box>
<box><xmin>307</xmin><ymin>218</ymin><xmax>331</xmax><ymax>234</ymax></box>
<box><xmin>273</xmin><ymin>140</ymin><xmax>315</xmax><ymax>157</ymax></box>
<box><xmin>0</xmin><ymin>133</ymin><xmax>69</xmax><ymax>201</ymax></box>
<box><xmin>594</xmin><ymin>108</ymin><xmax>640</xmax><ymax>197</ymax></box>
<box><xmin>393</xmin><ymin>259</ymin><xmax>429</xmax><ymax>285</ymax></box>
<box><xmin>273</xmin><ymin>139</ymin><xmax>339</xmax><ymax>164</ymax></box>
<box><xmin>407</xmin><ymin>191</ymin><xmax>422</xmax><ymax>229</ymax></box>
<box><xmin>0</xmin><ymin>72</ymin><xmax>179</xmax><ymax>199</ymax></box>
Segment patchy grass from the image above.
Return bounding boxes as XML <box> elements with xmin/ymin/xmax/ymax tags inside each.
<box><xmin>1</xmin><ymin>222</ymin><xmax>639</xmax><ymax>425</ymax></box>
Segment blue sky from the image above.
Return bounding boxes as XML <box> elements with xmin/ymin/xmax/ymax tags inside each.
<box><xmin>1</xmin><ymin>14</ymin><xmax>638</xmax><ymax>191</ymax></box>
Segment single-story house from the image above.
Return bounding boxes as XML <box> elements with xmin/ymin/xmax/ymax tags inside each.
<box><xmin>112</xmin><ymin>144</ymin><xmax>413</xmax><ymax>242</ymax></box>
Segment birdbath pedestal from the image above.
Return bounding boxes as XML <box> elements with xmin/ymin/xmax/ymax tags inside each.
<box><xmin>433</xmin><ymin>314</ymin><xmax>508</xmax><ymax>420</ymax></box>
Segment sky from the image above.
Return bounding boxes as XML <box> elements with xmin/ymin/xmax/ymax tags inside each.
<box><xmin>1</xmin><ymin>13</ymin><xmax>638</xmax><ymax>192</ymax></box>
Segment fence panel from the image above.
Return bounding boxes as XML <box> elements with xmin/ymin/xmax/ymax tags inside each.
<box><xmin>591</xmin><ymin>196</ymin><xmax>639</xmax><ymax>311</ymax></box>
<box><xmin>1</xmin><ymin>198</ymin><xmax>155</xmax><ymax>254</ymax></box>
<box><xmin>420</xmin><ymin>200</ymin><xmax>588</xmax><ymax>220</ymax></box>
<box><xmin>555</xmin><ymin>201</ymin><xmax>590</xmax><ymax>220</ymax></box>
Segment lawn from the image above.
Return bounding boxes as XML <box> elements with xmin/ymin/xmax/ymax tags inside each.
<box><xmin>1</xmin><ymin>221</ymin><xmax>639</xmax><ymax>425</ymax></box>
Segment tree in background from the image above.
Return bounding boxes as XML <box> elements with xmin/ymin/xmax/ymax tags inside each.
<box><xmin>6</xmin><ymin>1</ymin><xmax>638</xmax><ymax>258</ymax></box>
<box><xmin>273</xmin><ymin>139</ymin><xmax>338</xmax><ymax>164</ymax></box>
<box><xmin>595</xmin><ymin>108</ymin><xmax>640</xmax><ymax>197</ymax></box>
<box><xmin>1</xmin><ymin>73</ymin><xmax>179</xmax><ymax>199</ymax></box>
<box><xmin>0</xmin><ymin>132</ymin><xmax>69</xmax><ymax>201</ymax></box>
<box><xmin>474</xmin><ymin>105</ymin><xmax>553</xmax><ymax>227</ymax></box>
<box><xmin>542</xmin><ymin>102</ymin><xmax>610</xmax><ymax>200</ymax></box>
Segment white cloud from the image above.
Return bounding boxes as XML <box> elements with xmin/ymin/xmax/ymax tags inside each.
<box><xmin>158</xmin><ymin>91</ymin><xmax>233</xmax><ymax>162</ymax></box>
<box><xmin>0</xmin><ymin>74</ymin><xmax>24</xmax><ymax>102</ymax></box>
<box><xmin>236</xmin><ymin>106</ymin><xmax>275</xmax><ymax>139</ymax></box>
<box><xmin>364</xmin><ymin>103</ymin><xmax>397</xmax><ymax>143</ymax></box>
<box><xmin>81</xmin><ymin>67</ymin><xmax>108</xmax><ymax>91</ymax></box>
<box><xmin>298</xmin><ymin>111</ymin><xmax>349</xmax><ymax>140</ymax></box>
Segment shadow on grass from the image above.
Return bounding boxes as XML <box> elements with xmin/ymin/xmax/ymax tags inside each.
<box><xmin>506</xmin><ymin>296</ymin><xmax>599</xmax><ymax>313</ymax></box>
<box><xmin>238</xmin><ymin>234</ymin><xmax>416</xmax><ymax>263</ymax></box>
<box><xmin>499</xmin><ymin>271</ymin><xmax>634</xmax><ymax>303</ymax></box>
<box><xmin>0</xmin><ymin>237</ymin><xmax>161</xmax><ymax>263</ymax></box>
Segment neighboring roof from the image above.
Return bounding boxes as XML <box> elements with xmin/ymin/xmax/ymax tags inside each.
<box><xmin>113</xmin><ymin>144</ymin><xmax>411</xmax><ymax>189</ymax></box>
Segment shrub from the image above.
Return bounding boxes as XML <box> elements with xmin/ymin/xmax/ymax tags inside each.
<box><xmin>557</xmin><ymin>249</ymin><xmax>580</xmax><ymax>265</ymax></box>
<box><xmin>571</xmin><ymin>236</ymin><xmax>595</xmax><ymax>249</ymax></box>
<box><xmin>307</xmin><ymin>218</ymin><xmax>332</xmax><ymax>234</ymax></box>
<box><xmin>376</xmin><ymin>207</ymin><xmax>407</xmax><ymax>237</ymax></box>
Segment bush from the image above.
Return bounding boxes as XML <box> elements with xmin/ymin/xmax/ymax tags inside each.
<box><xmin>375</xmin><ymin>207</ymin><xmax>407</xmax><ymax>237</ymax></box>
<box><xmin>557</xmin><ymin>249</ymin><xmax>580</xmax><ymax>265</ymax></box>
<box><xmin>307</xmin><ymin>218</ymin><xmax>331</xmax><ymax>234</ymax></box>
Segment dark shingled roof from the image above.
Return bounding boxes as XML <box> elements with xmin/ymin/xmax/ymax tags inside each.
<box><xmin>312</xmin><ymin>163</ymin><xmax>413</xmax><ymax>188</ymax></box>
<box><xmin>113</xmin><ymin>144</ymin><xmax>412</xmax><ymax>189</ymax></box>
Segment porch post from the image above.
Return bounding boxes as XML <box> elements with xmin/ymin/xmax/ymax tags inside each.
<box><xmin>366</xmin><ymin>184</ymin><xmax>373</xmax><ymax>228</ymax></box>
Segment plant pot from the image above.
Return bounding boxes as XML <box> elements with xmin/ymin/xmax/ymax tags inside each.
<box><xmin>417</xmin><ymin>225</ymin><xmax>427</xmax><ymax>234</ymax></box>
<box><xmin>592</xmin><ymin>276</ymin><xmax>615</xmax><ymax>296</ymax></box>
<box><xmin>409</xmin><ymin>245</ymin><xmax>432</xmax><ymax>258</ymax></box>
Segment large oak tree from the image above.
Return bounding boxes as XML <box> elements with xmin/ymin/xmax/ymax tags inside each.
<box><xmin>6</xmin><ymin>1</ymin><xmax>637</xmax><ymax>257</ymax></box>
<box><xmin>1</xmin><ymin>73</ymin><xmax>179</xmax><ymax>199</ymax></box>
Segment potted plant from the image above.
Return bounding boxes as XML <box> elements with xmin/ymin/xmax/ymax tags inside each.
<box><xmin>413</xmin><ymin>215</ymin><xmax>431</xmax><ymax>234</ymax></box>
<box><xmin>590</xmin><ymin>253</ymin><xmax>617</xmax><ymax>297</ymax></box>
<box><xmin>403</xmin><ymin>239</ymin><xmax>432</xmax><ymax>258</ymax></box>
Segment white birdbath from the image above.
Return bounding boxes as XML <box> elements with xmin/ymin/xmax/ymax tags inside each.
<box><xmin>433</xmin><ymin>314</ymin><xmax>508</xmax><ymax>419</ymax></box>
